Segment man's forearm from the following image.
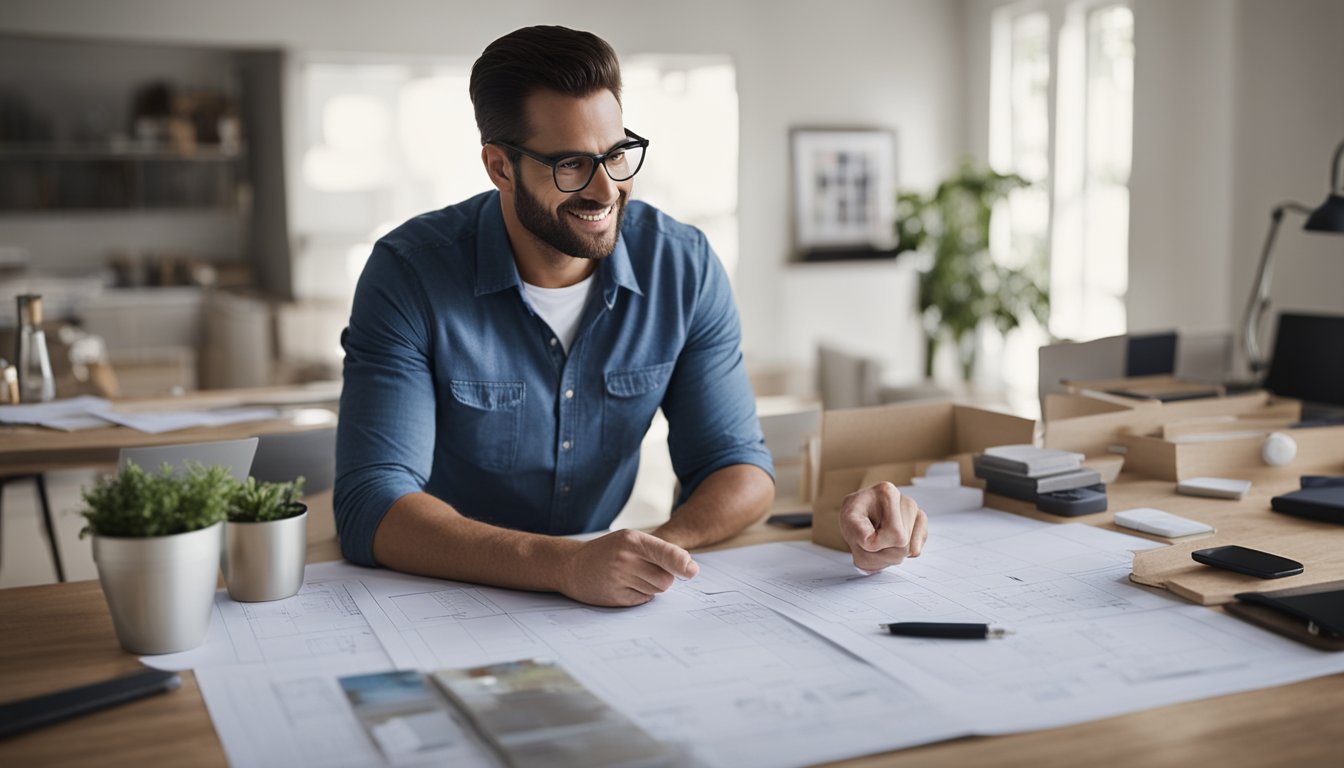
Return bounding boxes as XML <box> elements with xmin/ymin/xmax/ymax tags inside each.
<box><xmin>371</xmin><ymin>492</ymin><xmax>581</xmax><ymax>592</ymax></box>
<box><xmin>652</xmin><ymin>464</ymin><xmax>774</xmax><ymax>550</ymax></box>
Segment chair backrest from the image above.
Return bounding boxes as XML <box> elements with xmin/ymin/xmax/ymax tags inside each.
<box><xmin>249</xmin><ymin>428</ymin><xmax>337</xmax><ymax>493</ymax></box>
<box><xmin>1173</xmin><ymin>330</ymin><xmax>1233</xmax><ymax>383</ymax></box>
<box><xmin>118</xmin><ymin>437</ymin><xmax>259</xmax><ymax>483</ymax></box>
<box><xmin>1038</xmin><ymin>334</ymin><xmax>1128</xmax><ymax>407</ymax></box>
<box><xmin>816</xmin><ymin>343</ymin><xmax>882</xmax><ymax>410</ymax></box>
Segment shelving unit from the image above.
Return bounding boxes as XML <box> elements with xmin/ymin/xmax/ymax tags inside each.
<box><xmin>0</xmin><ymin>142</ymin><xmax>247</xmax><ymax>210</ymax></box>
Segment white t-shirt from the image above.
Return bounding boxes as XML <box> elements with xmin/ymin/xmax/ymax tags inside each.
<box><xmin>522</xmin><ymin>274</ymin><xmax>597</xmax><ymax>354</ymax></box>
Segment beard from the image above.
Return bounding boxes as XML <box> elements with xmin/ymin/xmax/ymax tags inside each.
<box><xmin>514</xmin><ymin>177</ymin><xmax>626</xmax><ymax>260</ymax></box>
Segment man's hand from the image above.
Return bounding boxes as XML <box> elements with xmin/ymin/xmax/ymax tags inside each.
<box><xmin>838</xmin><ymin>482</ymin><xmax>928</xmax><ymax>573</ymax></box>
<box><xmin>560</xmin><ymin>529</ymin><xmax>700</xmax><ymax>606</ymax></box>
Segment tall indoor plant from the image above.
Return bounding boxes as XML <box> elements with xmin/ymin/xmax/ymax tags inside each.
<box><xmin>81</xmin><ymin>462</ymin><xmax>233</xmax><ymax>654</ymax></box>
<box><xmin>894</xmin><ymin>158</ymin><xmax>1049</xmax><ymax>381</ymax></box>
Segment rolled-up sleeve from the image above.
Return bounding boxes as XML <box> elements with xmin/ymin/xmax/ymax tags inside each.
<box><xmin>661</xmin><ymin>234</ymin><xmax>774</xmax><ymax>502</ymax></box>
<box><xmin>334</xmin><ymin>244</ymin><xmax>437</xmax><ymax>566</ymax></box>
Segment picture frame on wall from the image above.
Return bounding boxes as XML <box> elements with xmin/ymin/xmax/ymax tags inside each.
<box><xmin>790</xmin><ymin>127</ymin><xmax>898</xmax><ymax>261</ymax></box>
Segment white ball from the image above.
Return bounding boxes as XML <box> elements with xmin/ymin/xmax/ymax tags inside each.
<box><xmin>1261</xmin><ymin>431</ymin><xmax>1297</xmax><ymax>466</ymax></box>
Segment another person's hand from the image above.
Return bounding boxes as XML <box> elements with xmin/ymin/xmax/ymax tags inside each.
<box><xmin>838</xmin><ymin>482</ymin><xmax>928</xmax><ymax>574</ymax></box>
<box><xmin>560</xmin><ymin>529</ymin><xmax>699</xmax><ymax>606</ymax></box>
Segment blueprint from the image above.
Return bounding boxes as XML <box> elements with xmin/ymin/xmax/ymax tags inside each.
<box><xmin>350</xmin><ymin>565</ymin><xmax>964</xmax><ymax>766</ymax></box>
<box><xmin>698</xmin><ymin>508</ymin><xmax>1344</xmax><ymax>733</ymax></box>
<box><xmin>180</xmin><ymin>513</ymin><xmax>1344</xmax><ymax>768</ymax></box>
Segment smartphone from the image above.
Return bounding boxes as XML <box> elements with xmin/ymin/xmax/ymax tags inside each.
<box><xmin>1191</xmin><ymin>545</ymin><xmax>1304</xmax><ymax>579</ymax></box>
<box><xmin>766</xmin><ymin>512</ymin><xmax>812</xmax><ymax>528</ymax></box>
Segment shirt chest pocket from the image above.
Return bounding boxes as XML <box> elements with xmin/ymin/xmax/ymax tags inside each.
<box><xmin>446</xmin><ymin>380</ymin><xmax>525</xmax><ymax>472</ymax></box>
<box><xmin>602</xmin><ymin>361</ymin><xmax>675</xmax><ymax>462</ymax></box>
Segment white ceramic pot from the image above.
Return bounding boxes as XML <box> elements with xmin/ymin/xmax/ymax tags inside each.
<box><xmin>222</xmin><ymin>506</ymin><xmax>307</xmax><ymax>602</ymax></box>
<box><xmin>92</xmin><ymin>521</ymin><xmax>223</xmax><ymax>655</ymax></box>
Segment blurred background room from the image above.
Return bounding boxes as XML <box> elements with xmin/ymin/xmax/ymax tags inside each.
<box><xmin>2</xmin><ymin>0</ymin><xmax>1342</xmax><ymax>585</ymax></box>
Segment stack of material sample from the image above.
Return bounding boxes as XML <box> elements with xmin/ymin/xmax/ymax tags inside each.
<box><xmin>974</xmin><ymin>444</ymin><xmax>1108</xmax><ymax>515</ymax></box>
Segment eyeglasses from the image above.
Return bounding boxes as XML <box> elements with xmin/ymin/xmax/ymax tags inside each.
<box><xmin>489</xmin><ymin>129</ymin><xmax>649</xmax><ymax>193</ymax></box>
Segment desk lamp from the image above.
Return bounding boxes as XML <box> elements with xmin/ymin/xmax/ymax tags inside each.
<box><xmin>1242</xmin><ymin>138</ymin><xmax>1344</xmax><ymax>376</ymax></box>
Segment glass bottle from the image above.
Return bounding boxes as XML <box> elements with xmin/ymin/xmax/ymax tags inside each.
<box><xmin>16</xmin><ymin>294</ymin><xmax>56</xmax><ymax>403</ymax></box>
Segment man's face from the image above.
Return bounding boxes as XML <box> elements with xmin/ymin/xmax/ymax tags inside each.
<box><xmin>508</xmin><ymin>89</ymin><xmax>633</xmax><ymax>261</ymax></box>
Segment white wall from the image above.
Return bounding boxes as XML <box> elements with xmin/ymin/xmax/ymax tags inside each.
<box><xmin>1228</xmin><ymin>0</ymin><xmax>1344</xmax><ymax>351</ymax></box>
<box><xmin>1127</xmin><ymin>0</ymin><xmax>1237</xmax><ymax>336</ymax></box>
<box><xmin>1131</xmin><ymin>0</ymin><xmax>1344</xmax><ymax>350</ymax></box>
<box><xmin>0</xmin><ymin>0</ymin><xmax>964</xmax><ymax>377</ymax></box>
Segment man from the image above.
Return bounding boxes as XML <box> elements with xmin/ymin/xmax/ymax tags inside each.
<box><xmin>334</xmin><ymin>25</ymin><xmax>926</xmax><ymax>607</ymax></box>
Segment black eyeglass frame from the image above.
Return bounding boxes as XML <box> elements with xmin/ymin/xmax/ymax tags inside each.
<box><xmin>488</xmin><ymin>129</ymin><xmax>650</xmax><ymax>193</ymax></box>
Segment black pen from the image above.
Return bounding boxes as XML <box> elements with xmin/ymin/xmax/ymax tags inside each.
<box><xmin>878</xmin><ymin>622</ymin><xmax>1012</xmax><ymax>639</ymax></box>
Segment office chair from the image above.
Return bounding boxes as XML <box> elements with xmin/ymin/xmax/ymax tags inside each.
<box><xmin>248</xmin><ymin>428</ymin><xmax>337</xmax><ymax>492</ymax></box>
<box><xmin>816</xmin><ymin>343</ymin><xmax>883</xmax><ymax>410</ymax></box>
<box><xmin>0</xmin><ymin>473</ymin><xmax>63</xmax><ymax>582</ymax></box>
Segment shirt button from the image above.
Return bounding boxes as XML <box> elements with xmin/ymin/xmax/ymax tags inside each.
<box><xmin>561</xmin><ymin>440</ymin><xmax>572</xmax><ymax>450</ymax></box>
<box><xmin>564</xmin><ymin>389</ymin><xmax>574</xmax><ymax>400</ymax></box>
<box><xmin>549</xmin><ymin>338</ymin><xmax>559</xmax><ymax>347</ymax></box>
<box><xmin>561</xmin><ymin>484</ymin><xmax>571</xmax><ymax>494</ymax></box>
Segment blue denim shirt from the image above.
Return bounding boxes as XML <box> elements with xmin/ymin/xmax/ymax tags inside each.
<box><xmin>334</xmin><ymin>191</ymin><xmax>773</xmax><ymax>566</ymax></box>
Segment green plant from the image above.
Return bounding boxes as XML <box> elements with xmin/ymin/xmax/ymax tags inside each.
<box><xmin>80</xmin><ymin>461</ymin><xmax>234</xmax><ymax>538</ymax></box>
<box><xmin>894</xmin><ymin>157</ymin><xmax>1050</xmax><ymax>381</ymax></box>
<box><xmin>228</xmin><ymin>476</ymin><xmax>306</xmax><ymax>523</ymax></box>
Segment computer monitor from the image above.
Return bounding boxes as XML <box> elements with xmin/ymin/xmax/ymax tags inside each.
<box><xmin>1263</xmin><ymin>312</ymin><xmax>1344</xmax><ymax>408</ymax></box>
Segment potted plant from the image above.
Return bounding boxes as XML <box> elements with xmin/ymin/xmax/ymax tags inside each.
<box><xmin>894</xmin><ymin>157</ymin><xmax>1050</xmax><ymax>382</ymax></box>
<box><xmin>81</xmin><ymin>461</ymin><xmax>233</xmax><ymax>654</ymax></box>
<box><xmin>222</xmin><ymin>476</ymin><xmax>307</xmax><ymax>602</ymax></box>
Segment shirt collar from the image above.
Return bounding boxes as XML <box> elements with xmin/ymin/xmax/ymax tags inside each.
<box><xmin>475</xmin><ymin>191</ymin><xmax>644</xmax><ymax>306</ymax></box>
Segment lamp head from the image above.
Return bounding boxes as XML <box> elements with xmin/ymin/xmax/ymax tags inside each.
<box><xmin>1303</xmin><ymin>193</ymin><xmax>1344</xmax><ymax>233</ymax></box>
<box><xmin>1304</xmin><ymin>139</ymin><xmax>1344</xmax><ymax>233</ymax></box>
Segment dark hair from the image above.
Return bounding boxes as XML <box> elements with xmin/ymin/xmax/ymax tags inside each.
<box><xmin>470</xmin><ymin>26</ymin><xmax>622</xmax><ymax>147</ymax></box>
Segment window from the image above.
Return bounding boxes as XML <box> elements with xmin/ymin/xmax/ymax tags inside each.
<box><xmin>989</xmin><ymin>0</ymin><xmax>1134</xmax><ymax>410</ymax></box>
<box><xmin>989</xmin><ymin>7</ymin><xmax>1054</xmax><ymax>409</ymax></box>
<box><xmin>1052</xmin><ymin>2</ymin><xmax>1133</xmax><ymax>340</ymax></box>
<box><xmin>287</xmin><ymin>55</ymin><xmax>739</xmax><ymax>302</ymax></box>
<box><xmin>990</xmin><ymin>10</ymin><xmax>1051</xmax><ymax>275</ymax></box>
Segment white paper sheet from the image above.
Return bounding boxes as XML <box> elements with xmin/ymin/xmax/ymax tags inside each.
<box><xmin>184</xmin><ymin>521</ymin><xmax>1344</xmax><ymax>768</ymax></box>
<box><xmin>0</xmin><ymin>395</ymin><xmax>110</xmax><ymax>428</ymax></box>
<box><xmin>97</xmin><ymin>405</ymin><xmax>282</xmax><ymax>434</ymax></box>
<box><xmin>697</xmin><ymin>512</ymin><xmax>1344</xmax><ymax>734</ymax></box>
<box><xmin>354</xmin><ymin>573</ymin><xmax>963</xmax><ymax>767</ymax></box>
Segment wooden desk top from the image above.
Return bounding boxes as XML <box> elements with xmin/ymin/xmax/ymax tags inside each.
<box><xmin>2</xmin><ymin>493</ymin><xmax>1342</xmax><ymax>766</ymax></box>
<box><xmin>0</xmin><ymin>383</ymin><xmax>340</xmax><ymax>475</ymax></box>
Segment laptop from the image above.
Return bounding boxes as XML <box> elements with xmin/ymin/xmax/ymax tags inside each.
<box><xmin>118</xmin><ymin>437</ymin><xmax>259</xmax><ymax>483</ymax></box>
<box><xmin>1263</xmin><ymin>312</ymin><xmax>1344</xmax><ymax>421</ymax></box>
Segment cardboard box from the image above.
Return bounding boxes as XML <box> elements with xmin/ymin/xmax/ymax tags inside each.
<box><xmin>1042</xmin><ymin>389</ymin><xmax>1299</xmax><ymax>457</ymax></box>
<box><xmin>1117</xmin><ymin>423</ymin><xmax>1344</xmax><ymax>481</ymax></box>
<box><xmin>811</xmin><ymin>401</ymin><xmax>1035</xmax><ymax>552</ymax></box>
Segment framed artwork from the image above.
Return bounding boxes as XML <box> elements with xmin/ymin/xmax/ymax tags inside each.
<box><xmin>790</xmin><ymin>127</ymin><xmax>898</xmax><ymax>259</ymax></box>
